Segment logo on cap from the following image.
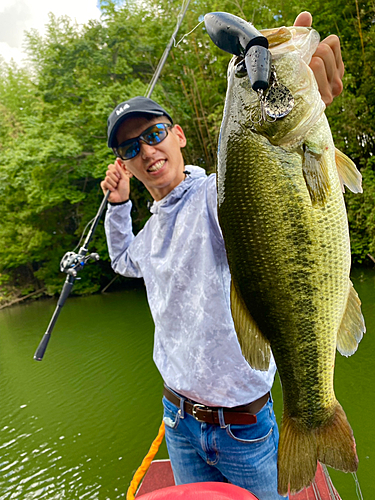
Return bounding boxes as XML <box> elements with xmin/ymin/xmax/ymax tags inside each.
<box><xmin>116</xmin><ymin>104</ymin><xmax>130</xmax><ymax>116</ymax></box>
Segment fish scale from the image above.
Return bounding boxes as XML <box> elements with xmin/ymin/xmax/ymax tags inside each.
<box><xmin>216</xmin><ymin>25</ymin><xmax>365</xmax><ymax>494</ymax></box>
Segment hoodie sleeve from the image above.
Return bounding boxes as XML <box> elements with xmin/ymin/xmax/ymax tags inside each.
<box><xmin>104</xmin><ymin>202</ymin><xmax>143</xmax><ymax>278</ymax></box>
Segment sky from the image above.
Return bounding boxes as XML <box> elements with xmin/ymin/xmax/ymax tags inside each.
<box><xmin>0</xmin><ymin>0</ymin><xmax>102</xmax><ymax>65</ymax></box>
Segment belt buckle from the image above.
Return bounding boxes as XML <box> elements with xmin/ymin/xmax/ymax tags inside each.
<box><xmin>192</xmin><ymin>403</ymin><xmax>206</xmax><ymax>421</ymax></box>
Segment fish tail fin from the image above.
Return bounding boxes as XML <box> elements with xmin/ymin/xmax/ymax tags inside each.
<box><xmin>277</xmin><ymin>402</ymin><xmax>358</xmax><ymax>495</ymax></box>
<box><xmin>277</xmin><ymin>412</ymin><xmax>317</xmax><ymax>495</ymax></box>
<box><xmin>316</xmin><ymin>402</ymin><xmax>358</xmax><ymax>473</ymax></box>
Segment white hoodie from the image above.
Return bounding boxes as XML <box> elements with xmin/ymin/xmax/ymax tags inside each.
<box><xmin>105</xmin><ymin>165</ymin><xmax>276</xmax><ymax>407</ymax></box>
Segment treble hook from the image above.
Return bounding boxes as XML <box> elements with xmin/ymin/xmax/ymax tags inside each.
<box><xmin>249</xmin><ymin>89</ymin><xmax>277</xmax><ymax>125</ymax></box>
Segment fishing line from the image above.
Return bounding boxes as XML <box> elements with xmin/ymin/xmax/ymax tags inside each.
<box><xmin>72</xmin><ymin>217</ymin><xmax>96</xmax><ymax>253</ymax></box>
<box><xmin>352</xmin><ymin>472</ymin><xmax>364</xmax><ymax>500</ymax></box>
<box><xmin>321</xmin><ymin>464</ymin><xmax>342</xmax><ymax>499</ymax></box>
<box><xmin>311</xmin><ymin>478</ymin><xmax>323</xmax><ymax>500</ymax></box>
<box><xmin>145</xmin><ymin>0</ymin><xmax>192</xmax><ymax>97</ymax></box>
<box><xmin>321</xmin><ymin>465</ymin><xmax>335</xmax><ymax>499</ymax></box>
<box><xmin>173</xmin><ymin>20</ymin><xmax>204</xmax><ymax>47</ymax></box>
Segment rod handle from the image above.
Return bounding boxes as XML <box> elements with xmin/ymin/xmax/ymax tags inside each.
<box><xmin>34</xmin><ymin>333</ymin><xmax>51</xmax><ymax>361</ymax></box>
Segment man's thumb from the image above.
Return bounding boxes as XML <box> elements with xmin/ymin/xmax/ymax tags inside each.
<box><xmin>293</xmin><ymin>12</ymin><xmax>313</xmax><ymax>27</ymax></box>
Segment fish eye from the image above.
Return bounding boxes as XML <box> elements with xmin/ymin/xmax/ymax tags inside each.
<box><xmin>234</xmin><ymin>58</ymin><xmax>247</xmax><ymax>78</ymax></box>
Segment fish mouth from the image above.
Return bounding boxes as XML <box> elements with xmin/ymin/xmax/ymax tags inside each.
<box><xmin>147</xmin><ymin>159</ymin><xmax>166</xmax><ymax>173</ymax></box>
<box><xmin>233</xmin><ymin>56</ymin><xmax>247</xmax><ymax>78</ymax></box>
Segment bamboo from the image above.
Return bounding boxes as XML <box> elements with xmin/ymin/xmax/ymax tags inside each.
<box><xmin>190</xmin><ymin>69</ymin><xmax>215</xmax><ymax>166</ymax></box>
<box><xmin>355</xmin><ymin>0</ymin><xmax>365</xmax><ymax>59</ymax></box>
<box><xmin>179</xmin><ymin>74</ymin><xmax>205</xmax><ymax>163</ymax></box>
<box><xmin>188</xmin><ymin>78</ymin><xmax>211</xmax><ymax>168</ymax></box>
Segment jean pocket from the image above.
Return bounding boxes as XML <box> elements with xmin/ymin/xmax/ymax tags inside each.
<box><xmin>226</xmin><ymin>423</ymin><xmax>273</xmax><ymax>443</ymax></box>
<box><xmin>225</xmin><ymin>404</ymin><xmax>274</xmax><ymax>444</ymax></box>
<box><xmin>162</xmin><ymin>396</ymin><xmax>181</xmax><ymax>430</ymax></box>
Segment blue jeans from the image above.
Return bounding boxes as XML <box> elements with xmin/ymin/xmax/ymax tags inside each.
<box><xmin>162</xmin><ymin>393</ymin><xmax>288</xmax><ymax>500</ymax></box>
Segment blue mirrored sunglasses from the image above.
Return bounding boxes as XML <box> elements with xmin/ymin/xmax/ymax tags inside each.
<box><xmin>113</xmin><ymin>123</ymin><xmax>172</xmax><ymax>160</ymax></box>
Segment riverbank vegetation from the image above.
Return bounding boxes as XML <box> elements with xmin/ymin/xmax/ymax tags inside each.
<box><xmin>0</xmin><ymin>0</ymin><xmax>374</xmax><ymax>306</ymax></box>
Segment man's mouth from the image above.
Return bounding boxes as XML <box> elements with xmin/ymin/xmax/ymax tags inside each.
<box><xmin>147</xmin><ymin>160</ymin><xmax>166</xmax><ymax>172</ymax></box>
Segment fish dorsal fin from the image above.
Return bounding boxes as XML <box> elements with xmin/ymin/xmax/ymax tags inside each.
<box><xmin>302</xmin><ymin>144</ymin><xmax>331</xmax><ymax>205</ymax></box>
<box><xmin>337</xmin><ymin>280</ymin><xmax>366</xmax><ymax>356</ymax></box>
<box><xmin>335</xmin><ymin>148</ymin><xmax>363</xmax><ymax>194</ymax></box>
<box><xmin>230</xmin><ymin>281</ymin><xmax>271</xmax><ymax>371</ymax></box>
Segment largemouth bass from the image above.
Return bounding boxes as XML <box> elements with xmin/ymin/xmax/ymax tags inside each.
<box><xmin>216</xmin><ymin>24</ymin><xmax>366</xmax><ymax>494</ymax></box>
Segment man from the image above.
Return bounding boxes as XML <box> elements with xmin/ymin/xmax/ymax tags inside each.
<box><xmin>101</xmin><ymin>12</ymin><xmax>344</xmax><ymax>500</ymax></box>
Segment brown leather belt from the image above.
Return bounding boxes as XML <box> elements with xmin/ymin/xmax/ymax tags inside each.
<box><xmin>163</xmin><ymin>386</ymin><xmax>270</xmax><ymax>426</ymax></box>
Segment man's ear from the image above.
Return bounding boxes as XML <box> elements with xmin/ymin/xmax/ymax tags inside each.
<box><xmin>172</xmin><ymin>124</ymin><xmax>187</xmax><ymax>148</ymax></box>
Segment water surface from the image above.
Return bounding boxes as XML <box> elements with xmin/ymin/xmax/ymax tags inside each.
<box><xmin>0</xmin><ymin>270</ymin><xmax>374</xmax><ymax>499</ymax></box>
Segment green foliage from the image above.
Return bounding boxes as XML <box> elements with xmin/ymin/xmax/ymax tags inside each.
<box><xmin>345</xmin><ymin>157</ymin><xmax>375</xmax><ymax>263</ymax></box>
<box><xmin>0</xmin><ymin>0</ymin><xmax>374</xmax><ymax>305</ymax></box>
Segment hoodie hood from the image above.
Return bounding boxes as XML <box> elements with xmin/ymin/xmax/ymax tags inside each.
<box><xmin>150</xmin><ymin>165</ymin><xmax>208</xmax><ymax>215</ymax></box>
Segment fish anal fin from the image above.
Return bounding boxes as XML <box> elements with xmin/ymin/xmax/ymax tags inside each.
<box><xmin>302</xmin><ymin>144</ymin><xmax>331</xmax><ymax>206</ymax></box>
<box><xmin>230</xmin><ymin>281</ymin><xmax>271</xmax><ymax>371</ymax></box>
<box><xmin>278</xmin><ymin>402</ymin><xmax>358</xmax><ymax>495</ymax></box>
<box><xmin>337</xmin><ymin>280</ymin><xmax>366</xmax><ymax>356</ymax></box>
<box><xmin>335</xmin><ymin>148</ymin><xmax>363</xmax><ymax>194</ymax></box>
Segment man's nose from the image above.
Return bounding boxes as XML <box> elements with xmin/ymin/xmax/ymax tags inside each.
<box><xmin>140</xmin><ymin>141</ymin><xmax>158</xmax><ymax>158</ymax></box>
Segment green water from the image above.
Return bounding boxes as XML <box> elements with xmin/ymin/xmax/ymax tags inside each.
<box><xmin>0</xmin><ymin>270</ymin><xmax>374</xmax><ymax>499</ymax></box>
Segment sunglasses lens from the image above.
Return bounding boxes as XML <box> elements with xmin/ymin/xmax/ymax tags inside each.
<box><xmin>118</xmin><ymin>141</ymin><xmax>140</xmax><ymax>160</ymax></box>
<box><xmin>116</xmin><ymin>124</ymin><xmax>170</xmax><ymax>160</ymax></box>
<box><xmin>143</xmin><ymin>124</ymin><xmax>168</xmax><ymax>145</ymax></box>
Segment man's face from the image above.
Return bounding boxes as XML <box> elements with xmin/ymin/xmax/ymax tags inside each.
<box><xmin>116</xmin><ymin>115</ymin><xmax>187</xmax><ymax>201</ymax></box>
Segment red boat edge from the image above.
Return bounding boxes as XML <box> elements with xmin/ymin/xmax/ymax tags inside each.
<box><xmin>135</xmin><ymin>460</ymin><xmax>342</xmax><ymax>499</ymax></box>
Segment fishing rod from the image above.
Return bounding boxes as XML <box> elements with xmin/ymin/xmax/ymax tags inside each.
<box><xmin>33</xmin><ymin>195</ymin><xmax>106</xmax><ymax>360</ymax></box>
<box><xmin>33</xmin><ymin>0</ymin><xmax>191</xmax><ymax>361</ymax></box>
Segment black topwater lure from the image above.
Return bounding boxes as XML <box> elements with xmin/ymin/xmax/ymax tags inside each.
<box><xmin>204</xmin><ymin>12</ymin><xmax>294</xmax><ymax>123</ymax></box>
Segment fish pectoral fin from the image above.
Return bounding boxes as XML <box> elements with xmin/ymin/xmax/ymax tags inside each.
<box><xmin>336</xmin><ymin>280</ymin><xmax>366</xmax><ymax>356</ymax></box>
<box><xmin>230</xmin><ymin>281</ymin><xmax>271</xmax><ymax>371</ymax></box>
<box><xmin>302</xmin><ymin>144</ymin><xmax>331</xmax><ymax>205</ymax></box>
<box><xmin>335</xmin><ymin>148</ymin><xmax>363</xmax><ymax>193</ymax></box>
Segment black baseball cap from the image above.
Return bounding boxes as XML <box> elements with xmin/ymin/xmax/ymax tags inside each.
<box><xmin>107</xmin><ymin>96</ymin><xmax>173</xmax><ymax>148</ymax></box>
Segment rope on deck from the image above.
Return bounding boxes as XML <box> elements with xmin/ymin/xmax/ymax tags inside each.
<box><xmin>126</xmin><ymin>421</ymin><xmax>165</xmax><ymax>500</ymax></box>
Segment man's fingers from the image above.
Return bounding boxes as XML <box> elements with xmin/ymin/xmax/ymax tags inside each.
<box><xmin>101</xmin><ymin>164</ymin><xmax>121</xmax><ymax>192</ymax></box>
<box><xmin>115</xmin><ymin>158</ymin><xmax>133</xmax><ymax>179</ymax></box>
<box><xmin>292</xmin><ymin>13</ymin><xmax>344</xmax><ymax>105</ymax></box>
<box><xmin>101</xmin><ymin>159</ymin><xmax>132</xmax><ymax>202</ymax></box>
<box><xmin>100</xmin><ymin>180</ymin><xmax>108</xmax><ymax>193</ymax></box>
<box><xmin>310</xmin><ymin>57</ymin><xmax>333</xmax><ymax>105</ymax></box>
<box><xmin>101</xmin><ymin>174</ymin><xmax>117</xmax><ymax>191</ymax></box>
<box><xmin>320</xmin><ymin>35</ymin><xmax>345</xmax><ymax>79</ymax></box>
<box><xmin>311</xmin><ymin>36</ymin><xmax>344</xmax><ymax>105</ymax></box>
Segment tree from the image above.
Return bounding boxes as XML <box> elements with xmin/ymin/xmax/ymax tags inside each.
<box><xmin>0</xmin><ymin>0</ymin><xmax>374</xmax><ymax>306</ymax></box>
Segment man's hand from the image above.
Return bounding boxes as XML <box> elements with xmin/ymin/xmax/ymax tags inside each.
<box><xmin>101</xmin><ymin>158</ymin><xmax>133</xmax><ymax>203</ymax></box>
<box><xmin>294</xmin><ymin>12</ymin><xmax>345</xmax><ymax>106</ymax></box>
